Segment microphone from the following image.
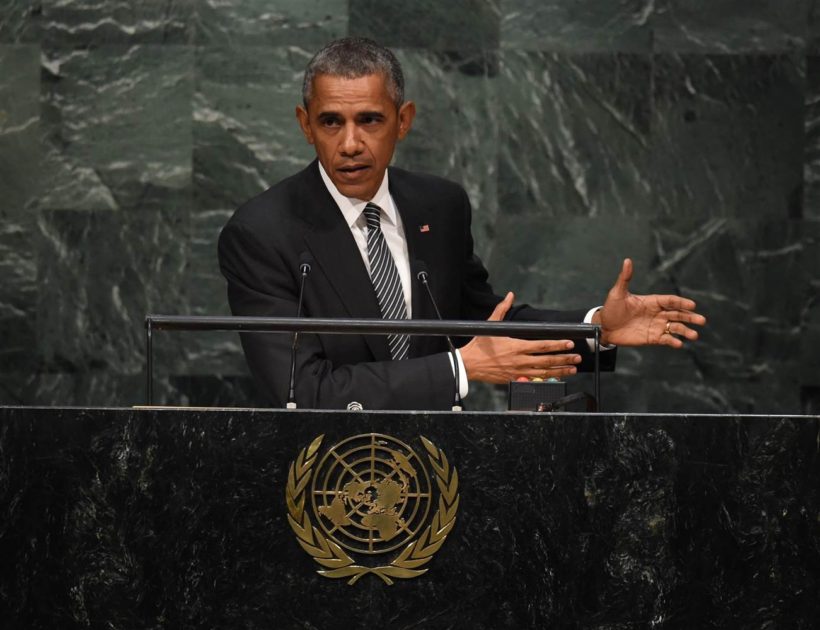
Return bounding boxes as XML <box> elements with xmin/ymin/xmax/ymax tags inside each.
<box><xmin>286</xmin><ymin>252</ymin><xmax>313</xmax><ymax>409</ymax></box>
<box><xmin>414</xmin><ymin>260</ymin><xmax>463</xmax><ymax>412</ymax></box>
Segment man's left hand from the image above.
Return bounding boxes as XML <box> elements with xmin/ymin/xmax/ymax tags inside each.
<box><xmin>592</xmin><ymin>258</ymin><xmax>707</xmax><ymax>348</ymax></box>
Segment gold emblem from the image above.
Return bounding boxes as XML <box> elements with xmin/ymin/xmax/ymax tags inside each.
<box><xmin>285</xmin><ymin>433</ymin><xmax>459</xmax><ymax>585</ymax></box>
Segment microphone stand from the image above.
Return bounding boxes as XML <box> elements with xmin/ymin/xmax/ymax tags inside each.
<box><xmin>286</xmin><ymin>259</ymin><xmax>311</xmax><ymax>409</ymax></box>
<box><xmin>417</xmin><ymin>267</ymin><xmax>463</xmax><ymax>412</ymax></box>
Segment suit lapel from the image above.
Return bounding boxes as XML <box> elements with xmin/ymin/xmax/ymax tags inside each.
<box><xmin>300</xmin><ymin>162</ymin><xmax>391</xmax><ymax>361</ymax></box>
<box><xmin>389</xmin><ymin>169</ymin><xmax>439</xmax><ymax>358</ymax></box>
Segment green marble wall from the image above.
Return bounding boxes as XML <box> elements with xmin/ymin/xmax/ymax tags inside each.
<box><xmin>1</xmin><ymin>1</ymin><xmax>818</xmax><ymax>412</ymax></box>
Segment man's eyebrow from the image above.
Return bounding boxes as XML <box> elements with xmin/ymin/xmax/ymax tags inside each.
<box><xmin>357</xmin><ymin>111</ymin><xmax>385</xmax><ymax>119</ymax></box>
<box><xmin>316</xmin><ymin>111</ymin><xmax>342</xmax><ymax>120</ymax></box>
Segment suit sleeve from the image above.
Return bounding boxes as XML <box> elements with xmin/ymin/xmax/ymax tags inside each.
<box><xmin>218</xmin><ymin>219</ymin><xmax>457</xmax><ymax>410</ymax></box>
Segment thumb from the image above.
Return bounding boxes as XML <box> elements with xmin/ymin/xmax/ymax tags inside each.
<box><xmin>611</xmin><ymin>258</ymin><xmax>634</xmax><ymax>296</ymax></box>
<box><xmin>488</xmin><ymin>292</ymin><xmax>514</xmax><ymax>321</ymax></box>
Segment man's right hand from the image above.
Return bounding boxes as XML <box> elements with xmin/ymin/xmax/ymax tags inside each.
<box><xmin>459</xmin><ymin>292</ymin><xmax>582</xmax><ymax>384</ymax></box>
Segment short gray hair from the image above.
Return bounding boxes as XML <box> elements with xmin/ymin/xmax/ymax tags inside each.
<box><xmin>302</xmin><ymin>37</ymin><xmax>405</xmax><ymax>109</ymax></box>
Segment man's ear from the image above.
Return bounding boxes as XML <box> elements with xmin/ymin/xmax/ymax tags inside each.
<box><xmin>397</xmin><ymin>100</ymin><xmax>416</xmax><ymax>140</ymax></box>
<box><xmin>296</xmin><ymin>105</ymin><xmax>314</xmax><ymax>144</ymax></box>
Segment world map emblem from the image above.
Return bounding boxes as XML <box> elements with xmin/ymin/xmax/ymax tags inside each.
<box><xmin>286</xmin><ymin>433</ymin><xmax>459</xmax><ymax>585</ymax></box>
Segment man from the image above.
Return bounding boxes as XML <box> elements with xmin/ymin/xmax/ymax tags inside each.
<box><xmin>218</xmin><ymin>37</ymin><xmax>705</xmax><ymax>410</ymax></box>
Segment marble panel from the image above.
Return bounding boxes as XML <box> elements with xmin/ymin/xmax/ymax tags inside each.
<box><xmin>41</xmin><ymin>0</ymin><xmax>195</xmax><ymax>46</ymax></box>
<box><xmin>0</xmin><ymin>45</ymin><xmax>41</xmax><ymax>219</ymax></box>
<box><xmin>393</xmin><ymin>50</ymin><xmax>499</xmax><ymax>258</ymax></box>
<box><xmin>483</xmin><ymin>211</ymin><xmax>818</xmax><ymax>414</ymax></box>
<box><xmin>642</xmin><ymin>217</ymin><xmax>820</xmax><ymax>414</ymax></box>
<box><xmin>22</xmin><ymin>371</ymin><xmax>147</xmax><ymax>406</ymax></box>
<box><xmin>652</xmin><ymin>0</ymin><xmax>809</xmax><ymax>53</ymax></box>
<box><xmin>804</xmin><ymin>55</ymin><xmax>820</xmax><ymax>219</ymax></box>
<box><xmin>195</xmin><ymin>0</ymin><xmax>347</xmax><ymax>48</ymax></box>
<box><xmin>193</xmin><ymin>46</ymin><xmax>315</xmax><ymax>211</ymax></box>
<box><xmin>168</xmin><ymin>208</ymin><xmax>246</xmax><ymax>378</ymax></box>
<box><xmin>34</xmin><ymin>210</ymin><xmax>188</xmax><ymax>389</ymax></box>
<box><xmin>0</xmin><ymin>45</ymin><xmax>40</xmax><ymax>375</ymax></box>
<box><xmin>497</xmin><ymin>51</ymin><xmax>653</xmax><ymax>219</ymax></box>
<box><xmin>0</xmin><ymin>224</ymin><xmax>37</xmax><ymax>374</ymax></box>
<box><xmin>651</xmin><ymin>54</ymin><xmax>804</xmax><ymax>219</ymax></box>
<box><xmin>39</xmin><ymin>44</ymin><xmax>193</xmax><ymax>212</ymax></box>
<box><xmin>0</xmin><ymin>0</ymin><xmax>41</xmax><ymax>43</ymax></box>
<box><xmin>166</xmin><ymin>375</ymin><xmax>263</xmax><ymax>407</ymax></box>
<box><xmin>621</xmin><ymin>216</ymin><xmax>817</xmax><ymax>415</ymax></box>
<box><xmin>811</xmin><ymin>0</ymin><xmax>820</xmax><ymax>52</ymax></box>
<box><xmin>349</xmin><ymin>0</ymin><xmax>500</xmax><ymax>50</ymax></box>
<box><xmin>499</xmin><ymin>0</ymin><xmax>652</xmax><ymax>53</ymax></box>
<box><xmin>22</xmin><ymin>370</ymin><xmax>258</xmax><ymax>407</ymax></box>
<box><xmin>487</xmin><ymin>216</ymin><xmax>651</xmax><ymax>311</ymax></box>
<box><xmin>17</xmin><ymin>369</ymin><xmax>255</xmax><ymax>407</ymax></box>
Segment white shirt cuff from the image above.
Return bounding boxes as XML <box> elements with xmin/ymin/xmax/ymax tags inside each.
<box><xmin>447</xmin><ymin>350</ymin><xmax>469</xmax><ymax>399</ymax></box>
<box><xmin>584</xmin><ymin>306</ymin><xmax>615</xmax><ymax>351</ymax></box>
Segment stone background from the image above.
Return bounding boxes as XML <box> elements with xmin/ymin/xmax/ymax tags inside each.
<box><xmin>1</xmin><ymin>0</ymin><xmax>818</xmax><ymax>412</ymax></box>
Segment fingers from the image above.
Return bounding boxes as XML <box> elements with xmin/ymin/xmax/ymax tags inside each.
<box><xmin>461</xmin><ymin>334</ymin><xmax>583</xmax><ymax>384</ymax></box>
<box><xmin>527</xmin><ymin>339</ymin><xmax>576</xmax><ymax>353</ymax></box>
<box><xmin>610</xmin><ymin>257</ymin><xmax>633</xmax><ymax>296</ymax></box>
<box><xmin>661</xmin><ymin>308</ymin><xmax>707</xmax><ymax>327</ymax></box>
<box><xmin>665</xmin><ymin>322</ymin><xmax>700</xmax><ymax>341</ymax></box>
<box><xmin>661</xmin><ymin>309</ymin><xmax>705</xmax><ymax>324</ymax></box>
<box><xmin>515</xmin><ymin>365</ymin><xmax>581</xmax><ymax>380</ymax></box>
<box><xmin>660</xmin><ymin>307</ymin><xmax>707</xmax><ymax>346</ymax></box>
<box><xmin>525</xmin><ymin>352</ymin><xmax>582</xmax><ymax>367</ymax></box>
<box><xmin>659</xmin><ymin>330</ymin><xmax>684</xmax><ymax>349</ymax></box>
<box><xmin>516</xmin><ymin>352</ymin><xmax>582</xmax><ymax>376</ymax></box>
<box><xmin>659</xmin><ymin>295</ymin><xmax>700</xmax><ymax>314</ymax></box>
<box><xmin>513</xmin><ymin>353</ymin><xmax>582</xmax><ymax>380</ymax></box>
<box><xmin>487</xmin><ymin>291</ymin><xmax>514</xmax><ymax>322</ymax></box>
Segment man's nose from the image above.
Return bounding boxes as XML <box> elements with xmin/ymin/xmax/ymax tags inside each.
<box><xmin>339</xmin><ymin>123</ymin><xmax>363</xmax><ymax>156</ymax></box>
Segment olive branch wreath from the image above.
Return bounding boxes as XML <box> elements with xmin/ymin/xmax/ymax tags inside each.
<box><xmin>285</xmin><ymin>434</ymin><xmax>459</xmax><ymax>586</ymax></box>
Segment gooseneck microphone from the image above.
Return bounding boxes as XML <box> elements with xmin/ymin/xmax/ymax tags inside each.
<box><xmin>415</xmin><ymin>260</ymin><xmax>463</xmax><ymax>412</ymax></box>
<box><xmin>286</xmin><ymin>252</ymin><xmax>313</xmax><ymax>409</ymax></box>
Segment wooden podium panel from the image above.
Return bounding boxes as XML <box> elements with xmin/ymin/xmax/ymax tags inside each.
<box><xmin>1</xmin><ymin>407</ymin><xmax>818</xmax><ymax>628</ymax></box>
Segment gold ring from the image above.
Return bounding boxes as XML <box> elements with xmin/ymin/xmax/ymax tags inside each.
<box><xmin>665</xmin><ymin>322</ymin><xmax>672</xmax><ymax>335</ymax></box>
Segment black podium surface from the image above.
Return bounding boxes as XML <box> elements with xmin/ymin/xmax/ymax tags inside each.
<box><xmin>1</xmin><ymin>407</ymin><xmax>818</xmax><ymax>629</ymax></box>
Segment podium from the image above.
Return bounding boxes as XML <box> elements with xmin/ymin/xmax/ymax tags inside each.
<box><xmin>1</xmin><ymin>406</ymin><xmax>818</xmax><ymax>628</ymax></box>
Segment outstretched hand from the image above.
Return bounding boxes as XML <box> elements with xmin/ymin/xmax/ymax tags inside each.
<box><xmin>460</xmin><ymin>292</ymin><xmax>582</xmax><ymax>384</ymax></box>
<box><xmin>593</xmin><ymin>258</ymin><xmax>706</xmax><ymax>348</ymax></box>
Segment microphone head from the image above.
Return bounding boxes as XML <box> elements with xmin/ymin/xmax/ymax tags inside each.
<box><xmin>414</xmin><ymin>259</ymin><xmax>429</xmax><ymax>282</ymax></box>
<box><xmin>299</xmin><ymin>252</ymin><xmax>313</xmax><ymax>275</ymax></box>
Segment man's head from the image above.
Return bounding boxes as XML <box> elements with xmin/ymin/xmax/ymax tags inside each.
<box><xmin>296</xmin><ymin>37</ymin><xmax>415</xmax><ymax>201</ymax></box>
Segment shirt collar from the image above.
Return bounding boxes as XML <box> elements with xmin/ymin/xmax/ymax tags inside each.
<box><xmin>318</xmin><ymin>161</ymin><xmax>396</xmax><ymax>228</ymax></box>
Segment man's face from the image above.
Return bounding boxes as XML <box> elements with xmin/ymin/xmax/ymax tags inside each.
<box><xmin>296</xmin><ymin>73</ymin><xmax>415</xmax><ymax>201</ymax></box>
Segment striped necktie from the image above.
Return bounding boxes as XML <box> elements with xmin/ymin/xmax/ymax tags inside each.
<box><xmin>363</xmin><ymin>203</ymin><xmax>410</xmax><ymax>360</ymax></box>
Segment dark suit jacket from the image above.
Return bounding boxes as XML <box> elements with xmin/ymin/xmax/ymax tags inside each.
<box><xmin>218</xmin><ymin>160</ymin><xmax>614</xmax><ymax>410</ymax></box>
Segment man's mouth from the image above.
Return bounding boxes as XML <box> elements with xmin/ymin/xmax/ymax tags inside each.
<box><xmin>337</xmin><ymin>164</ymin><xmax>370</xmax><ymax>174</ymax></box>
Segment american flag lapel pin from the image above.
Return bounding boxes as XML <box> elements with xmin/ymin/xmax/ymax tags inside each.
<box><xmin>419</xmin><ymin>224</ymin><xmax>430</xmax><ymax>233</ymax></box>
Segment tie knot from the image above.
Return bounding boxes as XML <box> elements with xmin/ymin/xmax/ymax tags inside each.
<box><xmin>363</xmin><ymin>203</ymin><xmax>382</xmax><ymax>229</ymax></box>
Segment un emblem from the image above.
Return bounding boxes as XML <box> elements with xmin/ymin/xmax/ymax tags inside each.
<box><xmin>286</xmin><ymin>433</ymin><xmax>459</xmax><ymax>585</ymax></box>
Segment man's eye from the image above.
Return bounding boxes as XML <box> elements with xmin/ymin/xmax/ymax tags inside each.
<box><xmin>360</xmin><ymin>115</ymin><xmax>382</xmax><ymax>125</ymax></box>
<box><xmin>321</xmin><ymin>117</ymin><xmax>342</xmax><ymax>127</ymax></box>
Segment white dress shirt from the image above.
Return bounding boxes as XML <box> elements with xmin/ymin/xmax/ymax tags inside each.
<box><xmin>318</xmin><ymin>163</ymin><xmax>413</xmax><ymax>316</ymax></box>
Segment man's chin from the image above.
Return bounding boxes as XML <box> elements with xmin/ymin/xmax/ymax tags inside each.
<box><xmin>332</xmin><ymin>176</ymin><xmax>378</xmax><ymax>201</ymax></box>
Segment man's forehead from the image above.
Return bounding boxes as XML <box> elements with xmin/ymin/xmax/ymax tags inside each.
<box><xmin>308</xmin><ymin>73</ymin><xmax>393</xmax><ymax>108</ymax></box>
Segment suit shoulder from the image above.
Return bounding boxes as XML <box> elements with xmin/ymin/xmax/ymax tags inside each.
<box><xmin>227</xmin><ymin>167</ymin><xmax>312</xmax><ymax>232</ymax></box>
<box><xmin>389</xmin><ymin>167</ymin><xmax>468</xmax><ymax>201</ymax></box>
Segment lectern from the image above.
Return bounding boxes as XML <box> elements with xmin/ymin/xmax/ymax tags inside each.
<box><xmin>1</xmin><ymin>406</ymin><xmax>817</xmax><ymax>628</ymax></box>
